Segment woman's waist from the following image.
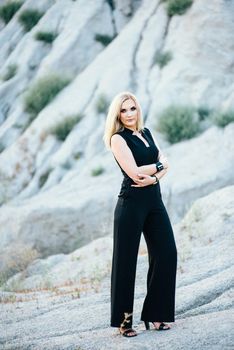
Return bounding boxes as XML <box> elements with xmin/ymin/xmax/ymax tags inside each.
<box><xmin>119</xmin><ymin>177</ymin><xmax>160</xmax><ymax>197</ymax></box>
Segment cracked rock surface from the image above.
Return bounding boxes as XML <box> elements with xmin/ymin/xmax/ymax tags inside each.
<box><xmin>0</xmin><ymin>0</ymin><xmax>234</xmax><ymax>348</ymax></box>
<box><xmin>1</xmin><ymin>186</ymin><xmax>233</xmax><ymax>349</ymax></box>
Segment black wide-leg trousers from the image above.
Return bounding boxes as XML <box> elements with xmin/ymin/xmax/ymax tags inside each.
<box><xmin>110</xmin><ymin>183</ymin><xmax>177</xmax><ymax>328</ymax></box>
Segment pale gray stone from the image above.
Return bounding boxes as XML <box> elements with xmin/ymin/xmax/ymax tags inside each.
<box><xmin>0</xmin><ymin>186</ymin><xmax>233</xmax><ymax>349</ymax></box>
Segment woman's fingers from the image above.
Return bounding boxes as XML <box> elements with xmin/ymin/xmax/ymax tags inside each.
<box><xmin>137</xmin><ymin>173</ymin><xmax>148</xmax><ymax>178</ymax></box>
<box><xmin>132</xmin><ymin>179</ymin><xmax>144</xmax><ymax>187</ymax></box>
<box><xmin>132</xmin><ymin>174</ymin><xmax>152</xmax><ymax>187</ymax></box>
<box><xmin>132</xmin><ymin>180</ymin><xmax>147</xmax><ymax>187</ymax></box>
<box><xmin>133</xmin><ymin>178</ymin><xmax>144</xmax><ymax>183</ymax></box>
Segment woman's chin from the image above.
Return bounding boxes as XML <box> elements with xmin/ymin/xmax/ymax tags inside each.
<box><xmin>124</xmin><ymin>122</ymin><xmax>137</xmax><ymax>128</ymax></box>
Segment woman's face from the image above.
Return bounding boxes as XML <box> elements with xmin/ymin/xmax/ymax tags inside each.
<box><xmin>119</xmin><ymin>98</ymin><xmax>138</xmax><ymax>130</ymax></box>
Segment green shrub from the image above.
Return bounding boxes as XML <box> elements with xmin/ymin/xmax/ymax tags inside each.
<box><xmin>61</xmin><ymin>160</ymin><xmax>72</xmax><ymax>170</ymax></box>
<box><xmin>96</xmin><ymin>94</ymin><xmax>109</xmax><ymax>114</ymax></box>
<box><xmin>24</xmin><ymin>74</ymin><xmax>70</xmax><ymax>117</ymax></box>
<box><xmin>0</xmin><ymin>1</ymin><xmax>23</xmax><ymax>24</ymax></box>
<box><xmin>74</xmin><ymin>151</ymin><xmax>83</xmax><ymax>160</ymax></box>
<box><xmin>165</xmin><ymin>0</ymin><xmax>193</xmax><ymax>17</ymax></box>
<box><xmin>39</xmin><ymin>169</ymin><xmax>52</xmax><ymax>188</ymax></box>
<box><xmin>91</xmin><ymin>166</ymin><xmax>104</xmax><ymax>176</ymax></box>
<box><xmin>18</xmin><ymin>9</ymin><xmax>44</xmax><ymax>32</ymax></box>
<box><xmin>2</xmin><ymin>64</ymin><xmax>17</xmax><ymax>81</ymax></box>
<box><xmin>0</xmin><ymin>243</ymin><xmax>39</xmax><ymax>287</ymax></box>
<box><xmin>157</xmin><ymin>106</ymin><xmax>200</xmax><ymax>143</ymax></box>
<box><xmin>197</xmin><ymin>106</ymin><xmax>211</xmax><ymax>121</ymax></box>
<box><xmin>50</xmin><ymin>114</ymin><xmax>83</xmax><ymax>141</ymax></box>
<box><xmin>95</xmin><ymin>33</ymin><xmax>115</xmax><ymax>46</ymax></box>
<box><xmin>213</xmin><ymin>110</ymin><xmax>234</xmax><ymax>128</ymax></box>
<box><xmin>155</xmin><ymin>51</ymin><xmax>172</xmax><ymax>68</ymax></box>
<box><xmin>35</xmin><ymin>31</ymin><xmax>57</xmax><ymax>43</ymax></box>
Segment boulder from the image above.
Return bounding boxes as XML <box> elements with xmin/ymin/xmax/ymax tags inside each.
<box><xmin>147</xmin><ymin>0</ymin><xmax>234</xmax><ymax>122</ymax></box>
<box><xmin>161</xmin><ymin>123</ymin><xmax>234</xmax><ymax>222</ymax></box>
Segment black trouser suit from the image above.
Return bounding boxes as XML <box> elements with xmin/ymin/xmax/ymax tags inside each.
<box><xmin>110</xmin><ymin>127</ymin><xmax>177</xmax><ymax>328</ymax></box>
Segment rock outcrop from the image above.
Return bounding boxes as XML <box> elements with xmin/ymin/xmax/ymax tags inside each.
<box><xmin>0</xmin><ymin>123</ymin><xmax>233</xmax><ymax>258</ymax></box>
<box><xmin>0</xmin><ymin>185</ymin><xmax>233</xmax><ymax>349</ymax></box>
<box><xmin>0</xmin><ymin>1</ymin><xmax>234</xmax><ymax>347</ymax></box>
<box><xmin>0</xmin><ymin>0</ymin><xmax>233</xmax><ymax>204</ymax></box>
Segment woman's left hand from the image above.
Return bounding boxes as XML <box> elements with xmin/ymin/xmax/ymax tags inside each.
<box><xmin>131</xmin><ymin>173</ymin><xmax>155</xmax><ymax>187</ymax></box>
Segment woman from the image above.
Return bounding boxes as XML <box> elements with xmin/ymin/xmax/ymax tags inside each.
<box><xmin>103</xmin><ymin>91</ymin><xmax>177</xmax><ymax>337</ymax></box>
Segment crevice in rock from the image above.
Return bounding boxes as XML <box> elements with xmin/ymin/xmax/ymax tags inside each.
<box><xmin>130</xmin><ymin>2</ymin><xmax>160</xmax><ymax>92</ymax></box>
<box><xmin>177</xmin><ymin>302</ymin><xmax>233</xmax><ymax>321</ymax></box>
<box><xmin>144</xmin><ymin>5</ymin><xmax>172</xmax><ymax>121</ymax></box>
<box><xmin>176</xmin><ymin>284</ymin><xmax>233</xmax><ymax>318</ymax></box>
<box><xmin>106</xmin><ymin>0</ymin><xmax>117</xmax><ymax>36</ymax></box>
<box><xmin>177</xmin><ymin>264</ymin><xmax>233</xmax><ymax>289</ymax></box>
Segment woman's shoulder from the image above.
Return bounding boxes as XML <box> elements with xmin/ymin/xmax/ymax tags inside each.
<box><xmin>142</xmin><ymin>127</ymin><xmax>155</xmax><ymax>142</ymax></box>
<box><xmin>112</xmin><ymin>128</ymin><xmax>128</xmax><ymax>139</ymax></box>
<box><xmin>142</xmin><ymin>126</ymin><xmax>152</xmax><ymax>135</ymax></box>
<box><xmin>114</xmin><ymin>129</ymin><xmax>125</xmax><ymax>136</ymax></box>
<box><xmin>111</xmin><ymin>130</ymin><xmax>126</xmax><ymax>143</ymax></box>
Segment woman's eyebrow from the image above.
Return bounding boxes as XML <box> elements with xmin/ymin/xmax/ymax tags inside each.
<box><xmin>123</xmin><ymin>106</ymin><xmax>135</xmax><ymax>109</ymax></box>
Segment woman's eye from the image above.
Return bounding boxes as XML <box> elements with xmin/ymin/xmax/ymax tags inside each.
<box><xmin>120</xmin><ymin>107</ymin><xmax>136</xmax><ymax>113</ymax></box>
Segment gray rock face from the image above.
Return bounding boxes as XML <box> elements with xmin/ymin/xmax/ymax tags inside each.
<box><xmin>162</xmin><ymin>123</ymin><xmax>234</xmax><ymax>222</ymax></box>
<box><xmin>0</xmin><ymin>173</ymin><xmax>117</xmax><ymax>257</ymax></box>
<box><xmin>0</xmin><ymin>185</ymin><xmax>233</xmax><ymax>349</ymax></box>
<box><xmin>0</xmin><ymin>123</ymin><xmax>233</xmax><ymax>258</ymax></box>
<box><xmin>147</xmin><ymin>0</ymin><xmax>234</xmax><ymax>121</ymax></box>
<box><xmin>0</xmin><ymin>2</ymin><xmax>234</xmax><ymax>347</ymax></box>
<box><xmin>1</xmin><ymin>0</ymin><xmax>233</xmax><ymax>204</ymax></box>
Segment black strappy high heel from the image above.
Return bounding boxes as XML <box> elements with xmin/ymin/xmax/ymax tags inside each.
<box><xmin>119</xmin><ymin>312</ymin><xmax>137</xmax><ymax>337</ymax></box>
<box><xmin>119</xmin><ymin>328</ymin><xmax>137</xmax><ymax>337</ymax></box>
<box><xmin>144</xmin><ymin>321</ymin><xmax>171</xmax><ymax>331</ymax></box>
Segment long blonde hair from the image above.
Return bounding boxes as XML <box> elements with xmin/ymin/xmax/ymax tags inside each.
<box><xmin>103</xmin><ymin>91</ymin><xmax>144</xmax><ymax>148</ymax></box>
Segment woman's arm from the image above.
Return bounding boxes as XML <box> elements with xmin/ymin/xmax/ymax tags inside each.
<box><xmin>150</xmin><ymin>130</ymin><xmax>169</xmax><ymax>168</ymax></box>
<box><xmin>131</xmin><ymin>168</ymin><xmax>168</xmax><ymax>187</ymax></box>
<box><xmin>111</xmin><ymin>134</ymin><xmax>158</xmax><ymax>179</ymax></box>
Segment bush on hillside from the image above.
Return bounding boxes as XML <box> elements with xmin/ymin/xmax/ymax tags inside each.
<box><xmin>0</xmin><ymin>2</ymin><xmax>23</xmax><ymax>24</ymax></box>
<box><xmin>0</xmin><ymin>243</ymin><xmax>39</xmax><ymax>287</ymax></box>
<box><xmin>95</xmin><ymin>34</ymin><xmax>115</xmax><ymax>46</ymax></box>
<box><xmin>155</xmin><ymin>51</ymin><xmax>172</xmax><ymax>68</ymax></box>
<box><xmin>50</xmin><ymin>114</ymin><xmax>83</xmax><ymax>141</ymax></box>
<box><xmin>197</xmin><ymin>106</ymin><xmax>212</xmax><ymax>121</ymax></box>
<box><xmin>24</xmin><ymin>75</ymin><xmax>70</xmax><ymax>117</ymax></box>
<box><xmin>213</xmin><ymin>110</ymin><xmax>234</xmax><ymax>128</ymax></box>
<box><xmin>91</xmin><ymin>166</ymin><xmax>104</xmax><ymax>176</ymax></box>
<box><xmin>35</xmin><ymin>31</ymin><xmax>57</xmax><ymax>43</ymax></box>
<box><xmin>157</xmin><ymin>106</ymin><xmax>200</xmax><ymax>143</ymax></box>
<box><xmin>2</xmin><ymin>64</ymin><xmax>17</xmax><ymax>81</ymax></box>
<box><xmin>96</xmin><ymin>94</ymin><xmax>109</xmax><ymax>114</ymax></box>
<box><xmin>165</xmin><ymin>0</ymin><xmax>193</xmax><ymax>17</ymax></box>
<box><xmin>39</xmin><ymin>168</ymin><xmax>52</xmax><ymax>188</ymax></box>
<box><xmin>18</xmin><ymin>9</ymin><xmax>44</xmax><ymax>32</ymax></box>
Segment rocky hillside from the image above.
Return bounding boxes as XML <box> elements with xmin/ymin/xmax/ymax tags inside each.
<box><xmin>1</xmin><ymin>186</ymin><xmax>233</xmax><ymax>349</ymax></box>
<box><xmin>0</xmin><ymin>0</ymin><xmax>233</xmax><ymax>256</ymax></box>
<box><xmin>0</xmin><ymin>0</ymin><xmax>234</xmax><ymax>348</ymax></box>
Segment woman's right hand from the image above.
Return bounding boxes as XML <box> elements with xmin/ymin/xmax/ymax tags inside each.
<box><xmin>131</xmin><ymin>174</ymin><xmax>156</xmax><ymax>187</ymax></box>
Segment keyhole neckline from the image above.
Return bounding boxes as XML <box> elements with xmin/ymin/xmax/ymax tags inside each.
<box><xmin>124</xmin><ymin>127</ymin><xmax>150</xmax><ymax>148</ymax></box>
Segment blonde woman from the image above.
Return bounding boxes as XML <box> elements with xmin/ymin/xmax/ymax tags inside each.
<box><xmin>103</xmin><ymin>92</ymin><xmax>177</xmax><ymax>337</ymax></box>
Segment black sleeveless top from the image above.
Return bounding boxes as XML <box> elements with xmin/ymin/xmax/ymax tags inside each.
<box><xmin>113</xmin><ymin>127</ymin><xmax>159</xmax><ymax>197</ymax></box>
